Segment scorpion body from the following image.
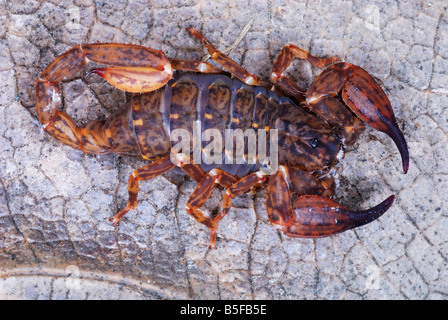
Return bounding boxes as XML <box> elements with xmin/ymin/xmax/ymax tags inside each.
<box><xmin>35</xmin><ymin>28</ymin><xmax>409</xmax><ymax>248</ymax></box>
<box><xmin>97</xmin><ymin>73</ymin><xmax>340</xmax><ymax>176</ymax></box>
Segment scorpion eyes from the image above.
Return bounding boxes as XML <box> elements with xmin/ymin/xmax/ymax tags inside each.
<box><xmin>310</xmin><ymin>138</ymin><xmax>319</xmax><ymax>148</ymax></box>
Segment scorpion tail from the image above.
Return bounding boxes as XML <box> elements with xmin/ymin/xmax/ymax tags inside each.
<box><xmin>266</xmin><ymin>168</ymin><xmax>395</xmax><ymax>238</ymax></box>
<box><xmin>36</xmin><ymin>43</ymin><xmax>173</xmax><ymax>154</ymax></box>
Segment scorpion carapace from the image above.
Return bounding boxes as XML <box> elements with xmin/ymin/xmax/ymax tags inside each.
<box><xmin>35</xmin><ymin>27</ymin><xmax>409</xmax><ymax>248</ymax></box>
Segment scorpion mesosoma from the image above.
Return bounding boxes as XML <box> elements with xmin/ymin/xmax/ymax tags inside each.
<box><xmin>35</xmin><ymin>27</ymin><xmax>409</xmax><ymax>249</ymax></box>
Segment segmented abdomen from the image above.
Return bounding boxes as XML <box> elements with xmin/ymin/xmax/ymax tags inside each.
<box><xmin>128</xmin><ymin>73</ymin><xmax>281</xmax><ymax>176</ymax></box>
<box><xmin>103</xmin><ymin>73</ymin><xmax>340</xmax><ymax>176</ymax></box>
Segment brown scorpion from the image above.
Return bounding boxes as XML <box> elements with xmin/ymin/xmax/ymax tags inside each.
<box><xmin>35</xmin><ymin>28</ymin><xmax>409</xmax><ymax>249</ymax></box>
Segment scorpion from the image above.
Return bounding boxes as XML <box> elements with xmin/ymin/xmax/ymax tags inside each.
<box><xmin>35</xmin><ymin>27</ymin><xmax>409</xmax><ymax>249</ymax></box>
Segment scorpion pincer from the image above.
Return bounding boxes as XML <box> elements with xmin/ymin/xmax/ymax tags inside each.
<box><xmin>35</xmin><ymin>27</ymin><xmax>409</xmax><ymax>248</ymax></box>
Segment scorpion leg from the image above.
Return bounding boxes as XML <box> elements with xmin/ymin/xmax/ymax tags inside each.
<box><xmin>185</xmin><ymin>168</ymin><xmax>238</xmax><ymax>249</ymax></box>
<box><xmin>306</xmin><ymin>62</ymin><xmax>409</xmax><ymax>173</ymax></box>
<box><xmin>210</xmin><ymin>171</ymin><xmax>267</xmax><ymax>248</ymax></box>
<box><xmin>109</xmin><ymin>156</ymin><xmax>176</xmax><ymax>226</ymax></box>
<box><xmin>168</xmin><ymin>58</ymin><xmax>223</xmax><ymax>74</ymax></box>
<box><xmin>187</xmin><ymin>27</ymin><xmax>271</xmax><ymax>88</ymax></box>
<box><xmin>266</xmin><ymin>167</ymin><xmax>395</xmax><ymax>238</ymax></box>
<box><xmin>271</xmin><ymin>44</ymin><xmax>340</xmax><ymax>101</ymax></box>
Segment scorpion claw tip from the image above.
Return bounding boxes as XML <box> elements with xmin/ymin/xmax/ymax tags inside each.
<box><xmin>89</xmin><ymin>68</ymin><xmax>105</xmax><ymax>77</ymax></box>
<box><xmin>386</xmin><ymin>121</ymin><xmax>409</xmax><ymax>174</ymax></box>
<box><xmin>347</xmin><ymin>194</ymin><xmax>395</xmax><ymax>229</ymax></box>
<box><xmin>402</xmin><ymin>156</ymin><xmax>409</xmax><ymax>174</ymax></box>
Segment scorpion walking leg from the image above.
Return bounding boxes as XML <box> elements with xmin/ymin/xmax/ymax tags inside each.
<box><xmin>110</xmin><ymin>156</ymin><xmax>176</xmax><ymax>226</ymax></box>
<box><xmin>187</xmin><ymin>27</ymin><xmax>271</xmax><ymax>88</ymax></box>
<box><xmin>266</xmin><ymin>168</ymin><xmax>395</xmax><ymax>238</ymax></box>
<box><xmin>169</xmin><ymin>58</ymin><xmax>224</xmax><ymax>74</ymax></box>
<box><xmin>209</xmin><ymin>171</ymin><xmax>267</xmax><ymax>248</ymax></box>
<box><xmin>184</xmin><ymin>167</ymin><xmax>239</xmax><ymax>249</ymax></box>
<box><xmin>201</xmin><ymin>18</ymin><xmax>254</xmax><ymax>62</ymax></box>
<box><xmin>271</xmin><ymin>44</ymin><xmax>340</xmax><ymax>101</ymax></box>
